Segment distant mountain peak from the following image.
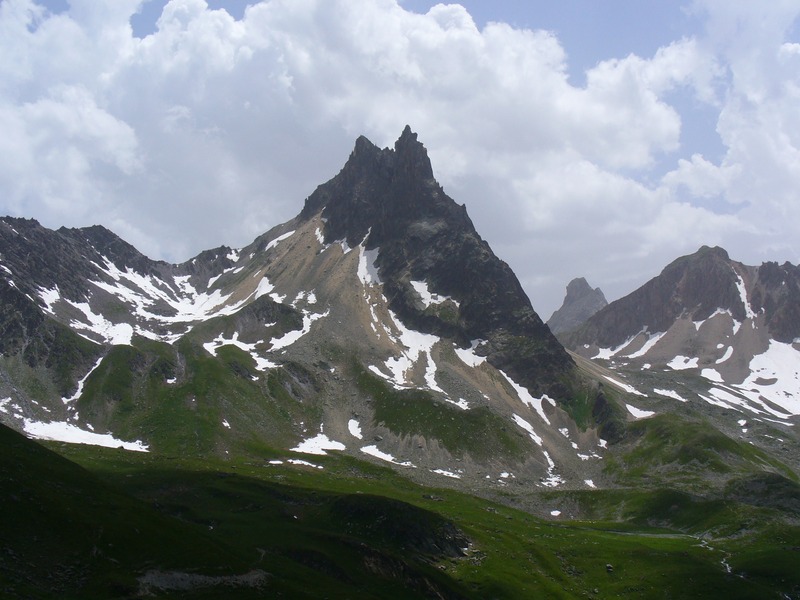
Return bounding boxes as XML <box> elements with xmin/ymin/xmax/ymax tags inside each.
<box><xmin>696</xmin><ymin>244</ymin><xmax>729</xmax><ymax>259</ymax></box>
<box><xmin>547</xmin><ymin>277</ymin><xmax>607</xmax><ymax>335</ymax></box>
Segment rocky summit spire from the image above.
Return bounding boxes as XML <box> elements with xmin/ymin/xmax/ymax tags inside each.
<box><xmin>393</xmin><ymin>124</ymin><xmax>434</xmax><ymax>182</ymax></box>
<box><xmin>299</xmin><ymin>126</ymin><xmax>458</xmax><ymax>248</ymax></box>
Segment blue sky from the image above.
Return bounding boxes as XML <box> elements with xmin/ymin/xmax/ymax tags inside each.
<box><xmin>3</xmin><ymin>1</ymin><xmax>800</xmax><ymax>316</ymax></box>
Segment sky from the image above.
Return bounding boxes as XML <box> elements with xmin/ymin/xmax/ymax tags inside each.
<box><xmin>2</xmin><ymin>0</ymin><xmax>800</xmax><ymax>318</ymax></box>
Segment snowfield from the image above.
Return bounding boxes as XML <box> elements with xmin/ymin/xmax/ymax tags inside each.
<box><xmin>23</xmin><ymin>419</ymin><xmax>149</xmax><ymax>452</ymax></box>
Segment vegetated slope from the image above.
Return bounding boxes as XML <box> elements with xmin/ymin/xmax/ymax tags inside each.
<box><xmin>0</xmin><ymin>128</ymin><xmax>620</xmax><ymax>494</ymax></box>
<box><xmin>50</xmin><ymin>438</ymin><xmax>800</xmax><ymax>599</ymax></box>
<box><xmin>0</xmin><ymin>422</ymin><xmax>484</xmax><ymax>600</ymax></box>
<box><xmin>0</xmin><ymin>422</ymin><xmax>254</xmax><ymax>599</ymax></box>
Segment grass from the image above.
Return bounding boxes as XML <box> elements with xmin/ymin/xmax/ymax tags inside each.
<box><xmin>4</xmin><ymin>331</ymin><xmax>799</xmax><ymax>597</ymax></box>
<box><xmin>4</xmin><ymin>429</ymin><xmax>791</xmax><ymax>600</ymax></box>
<box><xmin>606</xmin><ymin>413</ymin><xmax>796</xmax><ymax>485</ymax></box>
<box><xmin>68</xmin><ymin>336</ymin><xmax>323</xmax><ymax>457</ymax></box>
<box><xmin>354</xmin><ymin>362</ymin><xmax>530</xmax><ymax>461</ymax></box>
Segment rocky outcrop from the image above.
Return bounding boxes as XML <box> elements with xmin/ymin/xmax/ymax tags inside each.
<box><xmin>547</xmin><ymin>278</ymin><xmax>607</xmax><ymax>335</ymax></box>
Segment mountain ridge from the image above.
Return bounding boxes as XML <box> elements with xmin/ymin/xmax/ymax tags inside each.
<box><xmin>559</xmin><ymin>245</ymin><xmax>800</xmax><ymax>451</ymax></box>
<box><xmin>2</xmin><ymin>129</ymin><xmax>800</xmax><ymax>598</ymax></box>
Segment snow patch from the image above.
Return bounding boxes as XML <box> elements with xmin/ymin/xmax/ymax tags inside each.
<box><xmin>668</xmin><ymin>355</ymin><xmax>699</xmax><ymax>370</ymax></box>
<box><xmin>37</xmin><ymin>285</ymin><xmax>61</xmax><ymax>314</ymax></box>
<box><xmin>357</xmin><ymin>245</ymin><xmax>381</xmax><ymax>286</ymax></box>
<box><xmin>381</xmin><ymin>310</ymin><xmax>443</xmax><ymax>392</ymax></box>
<box><xmin>253</xmin><ymin>273</ymin><xmax>275</xmax><ymax>300</ymax></box>
<box><xmin>736</xmin><ymin>340</ymin><xmax>800</xmax><ymax>416</ymax></box>
<box><xmin>287</xmin><ymin>459</ymin><xmax>323</xmax><ymax>469</ymax></box>
<box><xmin>360</xmin><ymin>445</ymin><xmax>415</xmax><ymax>467</ymax></box>
<box><xmin>716</xmin><ymin>346</ymin><xmax>734</xmax><ymax>364</ymax></box>
<box><xmin>410</xmin><ymin>280</ymin><xmax>459</xmax><ymax>309</ymax></box>
<box><xmin>269</xmin><ymin>309</ymin><xmax>329</xmax><ymax>350</ymax></box>
<box><xmin>291</xmin><ymin>428</ymin><xmax>345</xmax><ymax>455</ymax></box>
<box><xmin>595</xmin><ymin>334</ymin><xmax>638</xmax><ymax>360</ymax></box>
<box><xmin>348</xmin><ymin>419</ymin><xmax>363</xmax><ymax>440</ymax></box>
<box><xmin>431</xmin><ymin>469</ymin><xmax>461</xmax><ymax>479</ymax></box>
<box><xmin>541</xmin><ymin>451</ymin><xmax>564</xmax><ymax>487</ymax></box>
<box><xmin>66</xmin><ymin>299</ymin><xmax>134</xmax><ymax>345</ymax></box>
<box><xmin>265</xmin><ymin>230</ymin><xmax>295</xmax><ymax>252</ymax></box>
<box><xmin>203</xmin><ymin>331</ymin><xmax>277</xmax><ymax>371</ymax></box>
<box><xmin>512</xmin><ymin>413</ymin><xmax>542</xmax><ymax>446</ymax></box>
<box><xmin>732</xmin><ymin>268</ymin><xmax>756</xmax><ymax>320</ymax></box>
<box><xmin>23</xmin><ymin>419</ymin><xmax>149</xmax><ymax>452</ymax></box>
<box><xmin>624</xmin><ymin>331</ymin><xmax>666</xmax><ymax>359</ymax></box>
<box><xmin>626</xmin><ymin>404</ymin><xmax>656</xmax><ymax>419</ymax></box>
<box><xmin>63</xmin><ymin>357</ymin><xmax>104</xmax><ymax>404</ymax></box>
<box><xmin>602</xmin><ymin>375</ymin><xmax>646</xmax><ymax>396</ymax></box>
<box><xmin>454</xmin><ymin>339</ymin><xmax>487</xmax><ymax>367</ymax></box>
<box><xmin>444</xmin><ymin>397</ymin><xmax>470</xmax><ymax>410</ymax></box>
<box><xmin>500</xmin><ymin>370</ymin><xmax>552</xmax><ymax>424</ymax></box>
<box><xmin>701</xmin><ymin>368</ymin><xmax>724</xmax><ymax>383</ymax></box>
<box><xmin>654</xmin><ymin>388</ymin><xmax>688</xmax><ymax>403</ymax></box>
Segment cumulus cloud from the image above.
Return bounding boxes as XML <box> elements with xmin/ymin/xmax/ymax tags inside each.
<box><xmin>1</xmin><ymin>0</ymin><xmax>799</xmax><ymax>315</ymax></box>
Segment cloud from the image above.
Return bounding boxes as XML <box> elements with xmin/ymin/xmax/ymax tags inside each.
<box><xmin>1</xmin><ymin>0</ymin><xmax>799</xmax><ymax>316</ymax></box>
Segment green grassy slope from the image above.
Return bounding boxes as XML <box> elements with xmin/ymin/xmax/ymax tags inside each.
<box><xmin>28</xmin><ymin>437</ymin><xmax>798</xmax><ymax>600</ymax></box>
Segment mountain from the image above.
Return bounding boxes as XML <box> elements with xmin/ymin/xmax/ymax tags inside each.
<box><xmin>2</xmin><ymin>131</ymin><xmax>800</xmax><ymax>598</ymax></box>
<box><xmin>0</xmin><ymin>127</ymin><xmax>618</xmax><ymax>496</ymax></box>
<box><xmin>547</xmin><ymin>277</ymin><xmax>607</xmax><ymax>334</ymax></box>
<box><xmin>560</xmin><ymin>246</ymin><xmax>800</xmax><ymax>475</ymax></box>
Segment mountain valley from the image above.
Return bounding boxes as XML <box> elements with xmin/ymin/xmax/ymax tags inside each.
<box><xmin>1</xmin><ymin>129</ymin><xmax>799</xmax><ymax>599</ymax></box>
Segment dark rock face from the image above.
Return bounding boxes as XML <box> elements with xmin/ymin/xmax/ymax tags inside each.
<box><xmin>547</xmin><ymin>277</ymin><xmax>607</xmax><ymax>335</ymax></box>
<box><xmin>300</xmin><ymin>126</ymin><xmax>574</xmax><ymax>398</ymax></box>
<box><xmin>751</xmin><ymin>261</ymin><xmax>800</xmax><ymax>343</ymax></box>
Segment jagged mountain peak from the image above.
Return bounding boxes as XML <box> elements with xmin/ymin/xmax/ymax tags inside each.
<box><xmin>347</xmin><ymin>125</ymin><xmax>432</xmax><ymax>180</ymax></box>
<box><xmin>566</xmin><ymin>277</ymin><xmax>594</xmax><ymax>297</ymax></box>
<box><xmin>59</xmin><ymin>223</ymin><xmax>164</xmax><ymax>275</ymax></box>
<box><xmin>299</xmin><ymin>128</ymin><xmax>574</xmax><ymax>399</ymax></box>
<box><xmin>547</xmin><ymin>277</ymin><xmax>607</xmax><ymax>335</ymax></box>
<box><xmin>300</xmin><ymin>127</ymin><xmax>454</xmax><ymax>247</ymax></box>
<box><xmin>563</xmin><ymin>245</ymin><xmax>751</xmax><ymax>350</ymax></box>
<box><xmin>0</xmin><ymin>128</ymin><xmax>616</xmax><ymax>498</ymax></box>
